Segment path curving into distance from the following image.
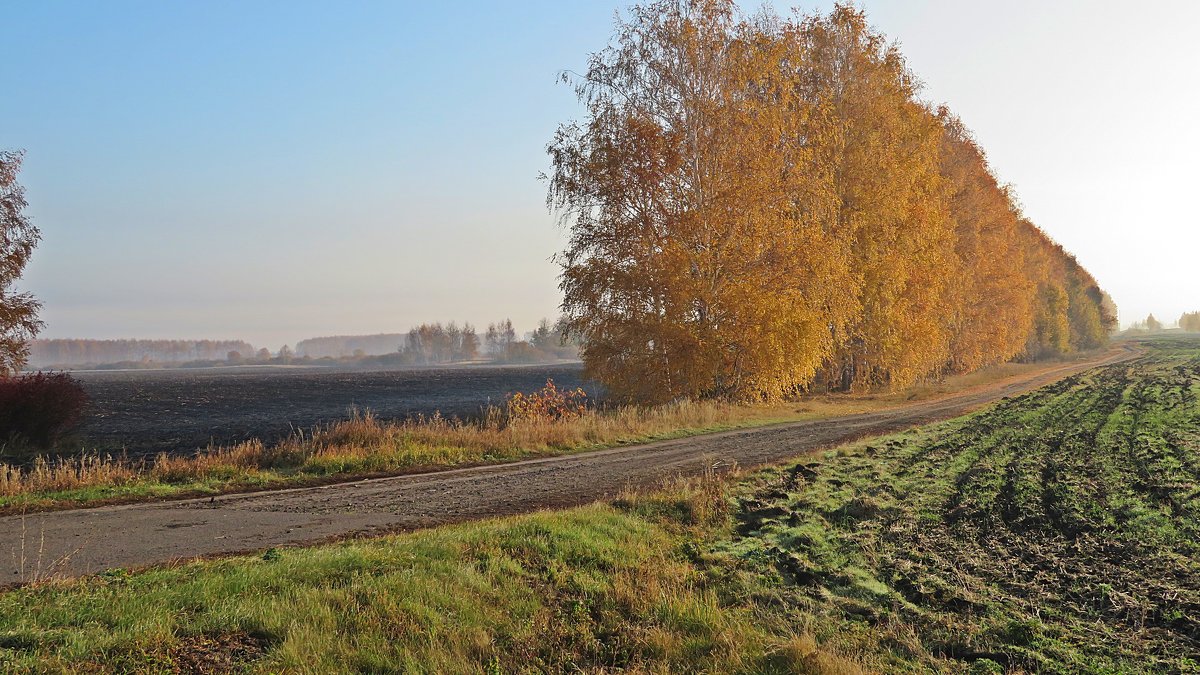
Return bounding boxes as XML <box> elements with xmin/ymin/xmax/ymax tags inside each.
<box><xmin>1</xmin><ymin>346</ymin><xmax>1140</xmax><ymax>585</ymax></box>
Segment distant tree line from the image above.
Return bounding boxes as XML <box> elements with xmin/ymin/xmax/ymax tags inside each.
<box><xmin>29</xmin><ymin>321</ymin><xmax>583</xmax><ymax>370</ymax></box>
<box><xmin>399</xmin><ymin>318</ymin><xmax>578</xmax><ymax>364</ymax></box>
<box><xmin>548</xmin><ymin>1</ymin><xmax>1116</xmax><ymax>403</ymax></box>
<box><xmin>29</xmin><ymin>339</ymin><xmax>257</xmax><ymax>369</ymax></box>
<box><xmin>1122</xmin><ymin>312</ymin><xmax>1200</xmax><ymax>334</ymax></box>
<box><xmin>296</xmin><ymin>319</ymin><xmax>580</xmax><ymax>366</ymax></box>
<box><xmin>296</xmin><ymin>334</ymin><xmax>411</xmax><ymax>359</ymax></box>
<box><xmin>1126</xmin><ymin>314</ymin><xmax>1165</xmax><ymax>334</ymax></box>
<box><xmin>403</xmin><ymin>322</ymin><xmax>481</xmax><ymax>364</ymax></box>
<box><xmin>488</xmin><ymin>318</ymin><xmax>580</xmax><ymax>364</ymax></box>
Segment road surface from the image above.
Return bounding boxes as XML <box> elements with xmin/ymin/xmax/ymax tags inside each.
<box><xmin>1</xmin><ymin>347</ymin><xmax>1138</xmax><ymax>585</ymax></box>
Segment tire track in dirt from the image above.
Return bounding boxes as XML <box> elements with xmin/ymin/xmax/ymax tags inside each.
<box><xmin>0</xmin><ymin>347</ymin><xmax>1139</xmax><ymax>585</ymax></box>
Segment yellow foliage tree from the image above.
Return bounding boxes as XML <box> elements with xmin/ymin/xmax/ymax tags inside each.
<box><xmin>794</xmin><ymin>7</ymin><xmax>956</xmax><ymax>391</ymax></box>
<box><xmin>1180</xmin><ymin>312</ymin><xmax>1200</xmax><ymax>333</ymax></box>
<box><xmin>549</xmin><ymin>0</ymin><xmax>1114</xmax><ymax>403</ymax></box>
<box><xmin>937</xmin><ymin>112</ymin><xmax>1034</xmax><ymax>372</ymax></box>
<box><xmin>549</xmin><ymin>0</ymin><xmax>853</xmax><ymax>402</ymax></box>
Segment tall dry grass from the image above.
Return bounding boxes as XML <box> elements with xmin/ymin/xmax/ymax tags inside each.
<box><xmin>0</xmin><ymin>354</ymin><xmax>1072</xmax><ymax>507</ymax></box>
<box><xmin>0</xmin><ymin>397</ymin><xmax>783</xmax><ymax>504</ymax></box>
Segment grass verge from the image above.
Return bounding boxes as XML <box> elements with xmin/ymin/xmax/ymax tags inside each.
<box><xmin>0</xmin><ymin>475</ymin><xmax>864</xmax><ymax>674</ymax></box>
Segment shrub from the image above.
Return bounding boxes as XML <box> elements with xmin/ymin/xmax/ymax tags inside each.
<box><xmin>0</xmin><ymin>372</ymin><xmax>89</xmax><ymax>452</ymax></box>
<box><xmin>505</xmin><ymin>379</ymin><xmax>588</xmax><ymax>424</ymax></box>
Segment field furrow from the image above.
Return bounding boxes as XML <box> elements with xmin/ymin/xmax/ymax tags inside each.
<box><xmin>729</xmin><ymin>340</ymin><xmax>1200</xmax><ymax>672</ymax></box>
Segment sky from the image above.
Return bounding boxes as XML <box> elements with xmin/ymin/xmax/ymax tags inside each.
<box><xmin>3</xmin><ymin>1</ymin><xmax>1198</xmax><ymax>349</ymax></box>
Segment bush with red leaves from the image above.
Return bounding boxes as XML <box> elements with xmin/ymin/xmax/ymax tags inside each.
<box><xmin>0</xmin><ymin>372</ymin><xmax>89</xmax><ymax>451</ymax></box>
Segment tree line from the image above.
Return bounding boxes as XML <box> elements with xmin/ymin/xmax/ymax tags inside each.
<box><xmin>28</xmin><ymin>320</ymin><xmax>582</xmax><ymax>370</ymax></box>
<box><xmin>404</xmin><ymin>322</ymin><xmax>482</xmax><ymax>363</ymax></box>
<box><xmin>29</xmin><ymin>339</ymin><xmax>257</xmax><ymax>369</ymax></box>
<box><xmin>295</xmin><ymin>334</ymin><xmax>413</xmax><ymax>359</ymax></box>
<box><xmin>390</xmin><ymin>318</ymin><xmax>579</xmax><ymax>364</ymax></box>
<box><xmin>1124</xmin><ymin>312</ymin><xmax>1200</xmax><ymax>334</ymax></box>
<box><xmin>548</xmin><ymin>0</ymin><xmax>1116</xmax><ymax>403</ymax></box>
<box><xmin>297</xmin><ymin>319</ymin><xmax>579</xmax><ymax>366</ymax></box>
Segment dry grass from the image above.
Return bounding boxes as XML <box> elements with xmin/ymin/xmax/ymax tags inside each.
<box><xmin>0</xmin><ymin>399</ymin><xmax>803</xmax><ymax>508</ymax></box>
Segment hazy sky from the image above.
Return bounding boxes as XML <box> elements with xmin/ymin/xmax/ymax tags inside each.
<box><xmin>5</xmin><ymin>1</ymin><xmax>1197</xmax><ymax>348</ymax></box>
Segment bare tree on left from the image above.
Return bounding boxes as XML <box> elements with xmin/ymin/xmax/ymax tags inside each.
<box><xmin>0</xmin><ymin>150</ymin><xmax>43</xmax><ymax>375</ymax></box>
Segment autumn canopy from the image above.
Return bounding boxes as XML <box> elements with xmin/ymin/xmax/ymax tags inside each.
<box><xmin>548</xmin><ymin>0</ymin><xmax>1115</xmax><ymax>403</ymax></box>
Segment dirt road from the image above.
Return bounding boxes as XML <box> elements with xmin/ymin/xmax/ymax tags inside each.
<box><xmin>1</xmin><ymin>347</ymin><xmax>1138</xmax><ymax>585</ymax></box>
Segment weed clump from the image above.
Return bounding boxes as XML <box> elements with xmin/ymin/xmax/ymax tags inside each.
<box><xmin>504</xmin><ymin>378</ymin><xmax>588</xmax><ymax>424</ymax></box>
<box><xmin>0</xmin><ymin>373</ymin><xmax>88</xmax><ymax>455</ymax></box>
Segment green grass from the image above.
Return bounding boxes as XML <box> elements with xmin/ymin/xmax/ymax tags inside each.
<box><xmin>1</xmin><ymin>339</ymin><xmax>1194</xmax><ymax>673</ymax></box>
<box><xmin>0</xmin><ymin>484</ymin><xmax>862</xmax><ymax>674</ymax></box>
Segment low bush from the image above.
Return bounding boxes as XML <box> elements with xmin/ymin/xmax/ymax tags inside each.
<box><xmin>504</xmin><ymin>378</ymin><xmax>588</xmax><ymax>424</ymax></box>
<box><xmin>0</xmin><ymin>372</ymin><xmax>89</xmax><ymax>452</ymax></box>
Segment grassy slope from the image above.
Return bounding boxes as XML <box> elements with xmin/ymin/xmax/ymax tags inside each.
<box><xmin>3</xmin><ymin>340</ymin><xmax>1196</xmax><ymax>673</ymax></box>
<box><xmin>0</xmin><ymin>357</ymin><xmax>1082</xmax><ymax>513</ymax></box>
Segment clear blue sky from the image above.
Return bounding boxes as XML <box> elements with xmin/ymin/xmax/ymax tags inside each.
<box><xmin>5</xmin><ymin>1</ymin><xmax>1197</xmax><ymax>349</ymax></box>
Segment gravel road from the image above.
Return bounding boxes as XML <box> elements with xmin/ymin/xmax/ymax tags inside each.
<box><xmin>0</xmin><ymin>347</ymin><xmax>1137</xmax><ymax>585</ymax></box>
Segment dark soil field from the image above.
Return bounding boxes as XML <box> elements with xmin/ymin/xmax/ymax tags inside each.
<box><xmin>728</xmin><ymin>337</ymin><xmax>1200</xmax><ymax>671</ymax></box>
<box><xmin>70</xmin><ymin>363</ymin><xmax>589</xmax><ymax>455</ymax></box>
